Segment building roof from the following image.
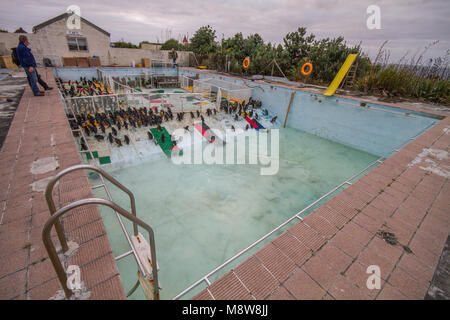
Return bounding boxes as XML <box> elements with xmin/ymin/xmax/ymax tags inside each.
<box><xmin>32</xmin><ymin>12</ymin><xmax>110</xmax><ymax>37</ymax></box>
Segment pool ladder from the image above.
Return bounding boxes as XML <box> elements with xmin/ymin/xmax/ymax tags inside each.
<box><xmin>42</xmin><ymin>164</ymin><xmax>160</xmax><ymax>300</ymax></box>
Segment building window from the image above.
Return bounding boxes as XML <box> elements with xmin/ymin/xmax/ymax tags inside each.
<box><xmin>67</xmin><ymin>37</ymin><xmax>88</xmax><ymax>51</ymax></box>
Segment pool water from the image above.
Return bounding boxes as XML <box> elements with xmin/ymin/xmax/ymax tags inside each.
<box><xmin>91</xmin><ymin>126</ymin><xmax>379</xmax><ymax>299</ymax></box>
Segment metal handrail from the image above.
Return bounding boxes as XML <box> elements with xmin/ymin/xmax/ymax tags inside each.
<box><xmin>45</xmin><ymin>164</ymin><xmax>138</xmax><ymax>242</ymax></box>
<box><xmin>44</xmin><ymin>164</ymin><xmax>153</xmax><ymax>298</ymax></box>
<box><xmin>42</xmin><ymin>198</ymin><xmax>159</xmax><ymax>300</ymax></box>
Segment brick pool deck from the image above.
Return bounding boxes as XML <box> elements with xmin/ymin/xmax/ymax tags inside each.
<box><xmin>0</xmin><ymin>67</ymin><xmax>448</xmax><ymax>300</ymax></box>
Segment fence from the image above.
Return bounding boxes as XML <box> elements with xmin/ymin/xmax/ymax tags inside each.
<box><xmin>151</xmin><ymin>59</ymin><xmax>175</xmax><ymax>68</ymax></box>
<box><xmin>189</xmin><ymin>77</ymin><xmax>253</xmax><ymax>106</ymax></box>
<box><xmin>63</xmin><ymin>91</ymin><xmax>216</xmax><ymax>116</ymax></box>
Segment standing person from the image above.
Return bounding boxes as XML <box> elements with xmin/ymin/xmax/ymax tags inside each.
<box><xmin>13</xmin><ymin>46</ymin><xmax>52</xmax><ymax>91</ymax></box>
<box><xmin>171</xmin><ymin>48</ymin><xmax>178</xmax><ymax>67</ymax></box>
<box><xmin>16</xmin><ymin>35</ymin><xmax>44</xmax><ymax>96</ymax></box>
<box><xmin>30</xmin><ymin>69</ymin><xmax>53</xmax><ymax>91</ymax></box>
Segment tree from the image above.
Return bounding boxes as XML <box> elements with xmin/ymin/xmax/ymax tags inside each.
<box><xmin>161</xmin><ymin>38</ymin><xmax>182</xmax><ymax>51</ymax></box>
<box><xmin>14</xmin><ymin>27</ymin><xmax>27</xmax><ymax>33</ymax></box>
<box><xmin>111</xmin><ymin>41</ymin><xmax>139</xmax><ymax>49</ymax></box>
<box><xmin>283</xmin><ymin>27</ymin><xmax>315</xmax><ymax>63</ymax></box>
<box><xmin>190</xmin><ymin>25</ymin><xmax>217</xmax><ymax>56</ymax></box>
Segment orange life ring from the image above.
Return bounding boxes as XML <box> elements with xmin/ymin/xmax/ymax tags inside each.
<box><xmin>243</xmin><ymin>57</ymin><xmax>250</xmax><ymax>69</ymax></box>
<box><xmin>301</xmin><ymin>62</ymin><xmax>313</xmax><ymax>76</ymax></box>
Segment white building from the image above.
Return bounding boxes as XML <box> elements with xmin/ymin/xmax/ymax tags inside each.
<box><xmin>0</xmin><ymin>12</ymin><xmax>191</xmax><ymax>67</ymax></box>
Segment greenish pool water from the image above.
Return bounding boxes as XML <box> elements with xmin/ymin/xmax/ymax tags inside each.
<box><xmin>91</xmin><ymin>126</ymin><xmax>378</xmax><ymax>299</ymax></box>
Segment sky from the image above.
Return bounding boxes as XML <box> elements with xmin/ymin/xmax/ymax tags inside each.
<box><xmin>1</xmin><ymin>0</ymin><xmax>449</xmax><ymax>62</ymax></box>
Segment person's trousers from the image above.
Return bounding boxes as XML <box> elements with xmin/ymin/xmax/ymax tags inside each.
<box><xmin>24</xmin><ymin>68</ymin><xmax>40</xmax><ymax>95</ymax></box>
<box><xmin>27</xmin><ymin>69</ymin><xmax>49</xmax><ymax>90</ymax></box>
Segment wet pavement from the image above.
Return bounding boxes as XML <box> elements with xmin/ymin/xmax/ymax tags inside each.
<box><xmin>0</xmin><ymin>74</ymin><xmax>27</xmax><ymax>149</ymax></box>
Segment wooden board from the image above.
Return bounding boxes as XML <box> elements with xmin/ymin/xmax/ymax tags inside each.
<box><xmin>0</xmin><ymin>56</ymin><xmax>19</xmax><ymax>69</ymax></box>
<box><xmin>76</xmin><ymin>57</ymin><xmax>89</xmax><ymax>68</ymax></box>
<box><xmin>142</xmin><ymin>58</ymin><xmax>150</xmax><ymax>68</ymax></box>
<box><xmin>88</xmin><ymin>57</ymin><xmax>101</xmax><ymax>67</ymax></box>
<box><xmin>62</xmin><ymin>57</ymin><xmax>77</xmax><ymax>67</ymax></box>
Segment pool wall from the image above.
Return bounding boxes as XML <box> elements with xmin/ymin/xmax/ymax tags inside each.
<box><xmin>55</xmin><ymin>67</ymin><xmax>178</xmax><ymax>82</ymax></box>
<box><xmin>180</xmin><ymin>70</ymin><xmax>440</xmax><ymax>158</ymax></box>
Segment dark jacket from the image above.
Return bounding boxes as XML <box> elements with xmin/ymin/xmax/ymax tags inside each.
<box><xmin>16</xmin><ymin>41</ymin><xmax>36</xmax><ymax>68</ymax></box>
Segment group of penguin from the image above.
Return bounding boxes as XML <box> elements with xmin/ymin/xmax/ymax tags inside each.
<box><xmin>220</xmin><ymin>97</ymin><xmax>277</xmax><ymax>131</ymax></box>
<box><xmin>68</xmin><ymin>92</ymin><xmax>277</xmax><ymax>152</ymax></box>
<box><xmin>58</xmin><ymin>77</ymin><xmax>112</xmax><ymax>98</ymax></box>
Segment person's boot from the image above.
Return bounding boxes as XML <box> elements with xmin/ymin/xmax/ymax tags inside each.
<box><xmin>35</xmin><ymin>92</ymin><xmax>45</xmax><ymax>96</ymax></box>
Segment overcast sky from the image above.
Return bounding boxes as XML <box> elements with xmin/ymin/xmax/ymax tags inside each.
<box><xmin>1</xmin><ymin>0</ymin><xmax>449</xmax><ymax>62</ymax></box>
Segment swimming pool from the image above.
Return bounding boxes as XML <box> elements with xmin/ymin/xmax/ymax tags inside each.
<box><xmin>55</xmin><ymin>67</ymin><xmax>440</xmax><ymax>299</ymax></box>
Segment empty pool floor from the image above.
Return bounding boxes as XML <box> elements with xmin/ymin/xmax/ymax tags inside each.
<box><xmin>0</xmin><ymin>67</ymin><xmax>448</xmax><ymax>300</ymax></box>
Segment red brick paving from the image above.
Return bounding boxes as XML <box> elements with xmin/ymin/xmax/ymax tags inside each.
<box><xmin>0</xmin><ymin>69</ymin><xmax>125</xmax><ymax>300</ymax></box>
<box><xmin>193</xmin><ymin>97</ymin><xmax>449</xmax><ymax>300</ymax></box>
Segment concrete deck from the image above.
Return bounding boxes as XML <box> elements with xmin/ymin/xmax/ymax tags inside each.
<box><xmin>0</xmin><ymin>68</ymin><xmax>125</xmax><ymax>299</ymax></box>
<box><xmin>0</xmin><ymin>67</ymin><xmax>448</xmax><ymax>300</ymax></box>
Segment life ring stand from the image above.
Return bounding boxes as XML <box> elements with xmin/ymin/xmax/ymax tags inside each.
<box><xmin>243</xmin><ymin>57</ymin><xmax>250</xmax><ymax>69</ymax></box>
<box><xmin>301</xmin><ymin>62</ymin><xmax>313</xmax><ymax>76</ymax></box>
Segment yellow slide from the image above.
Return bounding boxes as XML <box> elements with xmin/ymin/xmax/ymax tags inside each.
<box><xmin>323</xmin><ymin>54</ymin><xmax>358</xmax><ymax>96</ymax></box>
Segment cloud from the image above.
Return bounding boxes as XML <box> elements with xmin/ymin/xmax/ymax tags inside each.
<box><xmin>0</xmin><ymin>0</ymin><xmax>448</xmax><ymax>61</ymax></box>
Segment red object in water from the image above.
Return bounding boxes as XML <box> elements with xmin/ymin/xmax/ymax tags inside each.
<box><xmin>244</xmin><ymin>117</ymin><xmax>258</xmax><ymax>129</ymax></box>
<box><xmin>194</xmin><ymin>123</ymin><xmax>209</xmax><ymax>137</ymax></box>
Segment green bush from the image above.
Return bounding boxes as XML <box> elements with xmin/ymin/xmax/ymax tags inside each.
<box><xmin>188</xmin><ymin>25</ymin><xmax>448</xmax><ymax>105</ymax></box>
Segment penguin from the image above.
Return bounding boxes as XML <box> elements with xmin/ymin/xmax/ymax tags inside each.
<box><xmin>124</xmin><ymin>135</ymin><xmax>130</xmax><ymax>145</ymax></box>
<box><xmin>83</xmin><ymin>126</ymin><xmax>91</xmax><ymax>136</ymax></box>
<box><xmin>114</xmin><ymin>138</ymin><xmax>122</xmax><ymax>147</ymax></box>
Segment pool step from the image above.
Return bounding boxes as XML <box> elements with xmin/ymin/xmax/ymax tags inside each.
<box><xmin>131</xmin><ymin>233</ymin><xmax>161</xmax><ymax>300</ymax></box>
